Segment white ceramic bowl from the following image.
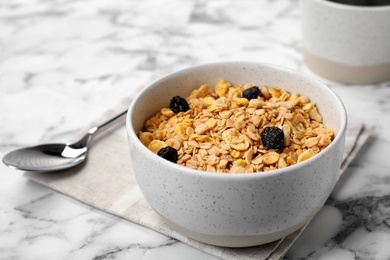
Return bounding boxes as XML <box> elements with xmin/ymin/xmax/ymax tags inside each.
<box><xmin>126</xmin><ymin>62</ymin><xmax>347</xmax><ymax>247</ymax></box>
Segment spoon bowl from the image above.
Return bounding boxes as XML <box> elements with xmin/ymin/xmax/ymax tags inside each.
<box><xmin>3</xmin><ymin>143</ymin><xmax>87</xmax><ymax>172</ymax></box>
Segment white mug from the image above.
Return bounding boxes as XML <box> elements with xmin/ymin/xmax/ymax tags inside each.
<box><xmin>301</xmin><ymin>0</ymin><xmax>390</xmax><ymax>84</ymax></box>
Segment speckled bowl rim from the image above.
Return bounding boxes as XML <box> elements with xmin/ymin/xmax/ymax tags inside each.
<box><xmin>127</xmin><ymin>61</ymin><xmax>348</xmax><ymax>181</ymax></box>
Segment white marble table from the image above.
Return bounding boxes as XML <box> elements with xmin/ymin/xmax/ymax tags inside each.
<box><xmin>1</xmin><ymin>0</ymin><xmax>390</xmax><ymax>259</ymax></box>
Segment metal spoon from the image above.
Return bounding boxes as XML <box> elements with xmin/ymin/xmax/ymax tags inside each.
<box><xmin>2</xmin><ymin>109</ymin><xmax>128</xmax><ymax>172</ymax></box>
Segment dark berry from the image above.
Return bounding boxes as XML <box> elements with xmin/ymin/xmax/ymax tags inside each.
<box><xmin>157</xmin><ymin>146</ymin><xmax>178</xmax><ymax>163</ymax></box>
<box><xmin>243</xmin><ymin>86</ymin><xmax>261</xmax><ymax>100</ymax></box>
<box><xmin>169</xmin><ymin>96</ymin><xmax>190</xmax><ymax>113</ymax></box>
<box><xmin>261</xmin><ymin>126</ymin><xmax>284</xmax><ymax>149</ymax></box>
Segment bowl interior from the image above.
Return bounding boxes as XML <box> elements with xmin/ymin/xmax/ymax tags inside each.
<box><xmin>129</xmin><ymin>62</ymin><xmax>346</xmax><ymax>148</ymax></box>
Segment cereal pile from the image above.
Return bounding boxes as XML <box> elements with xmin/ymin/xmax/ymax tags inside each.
<box><xmin>138</xmin><ymin>80</ymin><xmax>334</xmax><ymax>173</ymax></box>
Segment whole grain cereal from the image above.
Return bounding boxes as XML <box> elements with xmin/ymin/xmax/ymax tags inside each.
<box><xmin>138</xmin><ymin>80</ymin><xmax>334</xmax><ymax>174</ymax></box>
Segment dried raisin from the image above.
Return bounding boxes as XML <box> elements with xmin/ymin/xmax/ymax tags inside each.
<box><xmin>157</xmin><ymin>146</ymin><xmax>178</xmax><ymax>163</ymax></box>
<box><xmin>243</xmin><ymin>86</ymin><xmax>260</xmax><ymax>100</ymax></box>
<box><xmin>261</xmin><ymin>126</ymin><xmax>284</xmax><ymax>149</ymax></box>
<box><xmin>169</xmin><ymin>96</ymin><xmax>190</xmax><ymax>113</ymax></box>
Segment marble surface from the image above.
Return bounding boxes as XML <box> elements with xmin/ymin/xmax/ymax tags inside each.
<box><xmin>1</xmin><ymin>0</ymin><xmax>390</xmax><ymax>259</ymax></box>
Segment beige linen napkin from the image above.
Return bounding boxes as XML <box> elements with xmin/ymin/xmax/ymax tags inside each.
<box><xmin>24</xmin><ymin>106</ymin><xmax>374</xmax><ymax>260</ymax></box>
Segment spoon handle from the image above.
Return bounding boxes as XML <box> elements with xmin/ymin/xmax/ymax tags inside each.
<box><xmin>89</xmin><ymin>109</ymin><xmax>128</xmax><ymax>135</ymax></box>
<box><xmin>69</xmin><ymin>109</ymin><xmax>128</xmax><ymax>149</ymax></box>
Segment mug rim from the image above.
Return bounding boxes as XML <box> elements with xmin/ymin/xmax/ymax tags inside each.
<box><xmin>308</xmin><ymin>0</ymin><xmax>390</xmax><ymax>11</ymax></box>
